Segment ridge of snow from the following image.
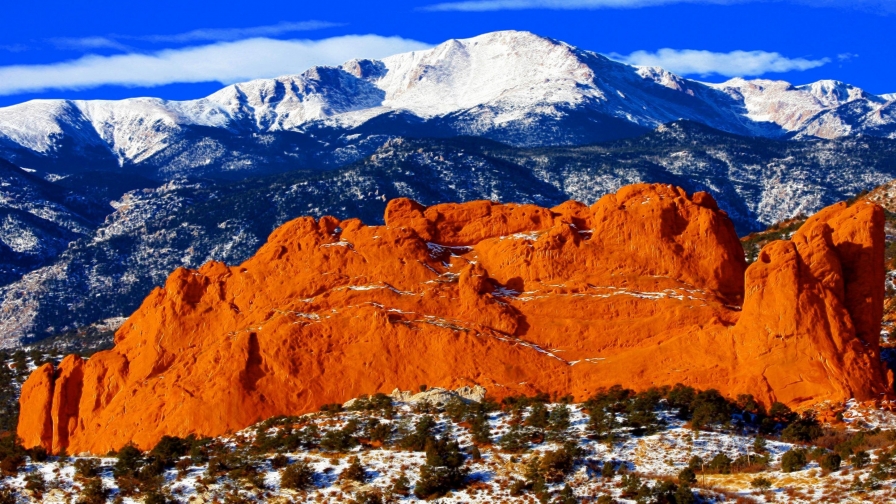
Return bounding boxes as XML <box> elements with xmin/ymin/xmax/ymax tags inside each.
<box><xmin>0</xmin><ymin>30</ymin><xmax>894</xmax><ymax>163</ymax></box>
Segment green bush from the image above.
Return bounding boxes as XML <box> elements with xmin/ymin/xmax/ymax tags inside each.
<box><xmin>470</xmin><ymin>445</ymin><xmax>482</xmax><ymax>461</ymax></box>
<box><xmin>346</xmin><ymin>393</ymin><xmax>393</xmax><ymax>416</ymax></box>
<box><xmin>750</xmin><ymin>476</ymin><xmax>772</xmax><ymax>490</ymax></box>
<box><xmin>678</xmin><ymin>467</ymin><xmax>697</xmax><ymax>486</ymax></box>
<box><xmin>689</xmin><ymin>389</ymin><xmax>730</xmax><ymax>430</ymax></box>
<box><xmin>852</xmin><ymin>450</ymin><xmax>870</xmax><ymax>469</ymax></box>
<box><xmin>350</xmin><ymin>489</ymin><xmax>384</xmax><ymax>504</ymax></box>
<box><xmin>708</xmin><ymin>453</ymin><xmax>732</xmax><ymax>474</ymax></box>
<box><xmin>555</xmin><ymin>484</ymin><xmax>577</xmax><ymax>504</ymax></box>
<box><xmin>666</xmin><ymin>384</ymin><xmax>697</xmax><ymax>418</ymax></box>
<box><xmin>24</xmin><ymin>471</ymin><xmax>46</xmax><ymax>493</ymax></box>
<box><xmin>525</xmin><ymin>402</ymin><xmax>549</xmax><ymax>429</ymax></box>
<box><xmin>538</xmin><ymin>442</ymin><xmax>579</xmax><ymax>483</ymax></box>
<box><xmin>270</xmin><ymin>453</ymin><xmax>289</xmax><ymax>469</ymax></box>
<box><xmin>74</xmin><ymin>458</ymin><xmax>100</xmax><ymax>479</ymax></box>
<box><xmin>320</xmin><ymin>420</ymin><xmax>359</xmax><ymax>452</ymax></box>
<box><xmin>341</xmin><ymin>456</ymin><xmax>368</xmax><ymax>483</ymax></box>
<box><xmin>820</xmin><ymin>453</ymin><xmax>842</xmax><ymax>472</ymax></box>
<box><xmin>687</xmin><ymin>455</ymin><xmax>703</xmax><ymax>471</ymax></box>
<box><xmin>752</xmin><ymin>436</ymin><xmax>767</xmax><ymax>454</ymax></box>
<box><xmin>319</xmin><ymin>403</ymin><xmax>343</xmax><ymax>415</ymax></box>
<box><xmin>469</xmin><ymin>414</ymin><xmax>491</xmax><ymax>445</ymax></box>
<box><xmin>624</xmin><ymin>389</ymin><xmax>663</xmax><ymax>435</ymax></box>
<box><xmin>414</xmin><ymin>437</ymin><xmax>468</xmax><ymax>499</ymax></box>
<box><xmin>620</xmin><ymin>473</ymin><xmax>646</xmax><ymax>499</ymax></box>
<box><xmin>781</xmin><ymin>449</ymin><xmax>807</xmax><ymax>473</ymax></box>
<box><xmin>498</xmin><ymin>424</ymin><xmax>529</xmax><ymax>453</ymax></box>
<box><xmin>397</xmin><ymin>415</ymin><xmax>436</xmax><ymax>451</ymax></box>
<box><xmin>547</xmin><ymin>404</ymin><xmax>571</xmax><ymax>438</ymax></box>
<box><xmin>445</xmin><ymin>397</ymin><xmax>468</xmax><ymax>422</ymax></box>
<box><xmin>675</xmin><ymin>483</ymin><xmax>696</xmax><ymax>504</ymax></box>
<box><xmin>366</xmin><ymin>419</ymin><xmax>392</xmax><ymax>445</ymax></box>
<box><xmin>113</xmin><ymin>444</ymin><xmax>143</xmax><ymax>478</ymax></box>
<box><xmin>768</xmin><ymin>402</ymin><xmax>797</xmax><ymax>424</ymax></box>
<box><xmin>601</xmin><ymin>461</ymin><xmax>616</xmax><ymax>478</ymax></box>
<box><xmin>143</xmin><ymin>490</ymin><xmax>171</xmax><ymax>504</ymax></box>
<box><xmin>77</xmin><ymin>478</ymin><xmax>107</xmax><ymax>504</ymax></box>
<box><xmin>390</xmin><ymin>474</ymin><xmax>411</xmax><ymax>497</ymax></box>
<box><xmin>586</xmin><ymin>407</ymin><xmax>617</xmax><ymax>442</ymax></box>
<box><xmin>280</xmin><ymin>459</ymin><xmax>315</xmax><ymax>490</ymax></box>
<box><xmin>27</xmin><ymin>446</ymin><xmax>48</xmax><ymax>463</ymax></box>
<box><xmin>508</xmin><ymin>478</ymin><xmax>527</xmax><ymax>497</ymax></box>
<box><xmin>150</xmin><ymin>435</ymin><xmax>191</xmax><ymax>466</ymax></box>
<box><xmin>781</xmin><ymin>411</ymin><xmax>823</xmax><ymax>443</ymax></box>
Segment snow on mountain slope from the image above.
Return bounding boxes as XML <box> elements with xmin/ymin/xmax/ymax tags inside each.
<box><xmin>1</xmin><ymin>31</ymin><xmax>894</xmax><ymax>178</ymax></box>
<box><xmin>0</xmin><ymin>159</ymin><xmax>112</xmax><ymax>286</ymax></box>
<box><xmin>798</xmin><ymin>99</ymin><xmax>896</xmax><ymax>139</ymax></box>
<box><xmin>0</xmin><ymin>100</ymin><xmax>107</xmax><ymax>154</ymax></box>
<box><xmin>709</xmin><ymin>78</ymin><xmax>890</xmax><ymax>136</ymax></box>
<box><xmin>377</xmin><ymin>31</ymin><xmax>599</xmax><ymax>118</ymax></box>
<box><xmin>3</xmin><ymin>127</ymin><xmax>896</xmax><ymax>345</ymax></box>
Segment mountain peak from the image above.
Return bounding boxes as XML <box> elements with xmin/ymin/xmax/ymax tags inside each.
<box><xmin>1</xmin><ymin>30</ymin><xmax>894</xmax><ymax>171</ymax></box>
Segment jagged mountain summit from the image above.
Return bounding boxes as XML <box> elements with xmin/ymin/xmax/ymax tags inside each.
<box><xmin>0</xmin><ymin>31</ymin><xmax>893</xmax><ymax>179</ymax></box>
<box><xmin>18</xmin><ymin>185</ymin><xmax>889</xmax><ymax>453</ymax></box>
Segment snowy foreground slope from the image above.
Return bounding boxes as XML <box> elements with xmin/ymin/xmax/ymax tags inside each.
<box><xmin>4</xmin><ymin>386</ymin><xmax>896</xmax><ymax>503</ymax></box>
<box><xmin>0</xmin><ymin>31</ymin><xmax>893</xmax><ymax>179</ymax></box>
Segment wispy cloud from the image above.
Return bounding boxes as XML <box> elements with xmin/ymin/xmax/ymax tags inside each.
<box><xmin>126</xmin><ymin>20</ymin><xmax>345</xmax><ymax>44</ymax></box>
<box><xmin>47</xmin><ymin>21</ymin><xmax>344</xmax><ymax>53</ymax></box>
<box><xmin>0</xmin><ymin>35</ymin><xmax>430</xmax><ymax>97</ymax></box>
<box><xmin>423</xmin><ymin>0</ymin><xmax>737</xmax><ymax>11</ymax></box>
<box><xmin>0</xmin><ymin>44</ymin><xmax>29</xmax><ymax>53</ymax></box>
<box><xmin>610</xmin><ymin>48</ymin><xmax>830</xmax><ymax>77</ymax></box>
<box><xmin>422</xmin><ymin>0</ymin><xmax>895</xmax><ymax>12</ymax></box>
<box><xmin>50</xmin><ymin>36</ymin><xmax>133</xmax><ymax>52</ymax></box>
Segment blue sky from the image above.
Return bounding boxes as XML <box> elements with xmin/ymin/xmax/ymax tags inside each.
<box><xmin>0</xmin><ymin>0</ymin><xmax>893</xmax><ymax>107</ymax></box>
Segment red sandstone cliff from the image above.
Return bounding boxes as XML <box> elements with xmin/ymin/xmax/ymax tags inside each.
<box><xmin>17</xmin><ymin>184</ymin><xmax>891</xmax><ymax>453</ymax></box>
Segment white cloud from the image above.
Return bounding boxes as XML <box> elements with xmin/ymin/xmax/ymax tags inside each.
<box><xmin>0</xmin><ymin>44</ymin><xmax>29</xmax><ymax>53</ymax></box>
<box><xmin>422</xmin><ymin>0</ymin><xmax>896</xmax><ymax>11</ymax></box>
<box><xmin>50</xmin><ymin>36</ymin><xmax>133</xmax><ymax>52</ymax></box>
<box><xmin>610</xmin><ymin>48</ymin><xmax>830</xmax><ymax>77</ymax></box>
<box><xmin>423</xmin><ymin>0</ymin><xmax>738</xmax><ymax>11</ymax></box>
<box><xmin>47</xmin><ymin>21</ymin><xmax>344</xmax><ymax>52</ymax></box>
<box><xmin>0</xmin><ymin>35</ymin><xmax>431</xmax><ymax>96</ymax></box>
<box><xmin>127</xmin><ymin>21</ymin><xmax>345</xmax><ymax>44</ymax></box>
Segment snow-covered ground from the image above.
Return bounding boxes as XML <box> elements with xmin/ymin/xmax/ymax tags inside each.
<box><xmin>5</xmin><ymin>389</ymin><xmax>896</xmax><ymax>503</ymax></box>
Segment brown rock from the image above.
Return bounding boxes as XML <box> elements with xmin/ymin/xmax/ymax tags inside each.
<box><xmin>17</xmin><ymin>184</ymin><xmax>891</xmax><ymax>453</ymax></box>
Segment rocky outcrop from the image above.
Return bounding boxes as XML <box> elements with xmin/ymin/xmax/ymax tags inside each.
<box><xmin>18</xmin><ymin>184</ymin><xmax>891</xmax><ymax>453</ymax></box>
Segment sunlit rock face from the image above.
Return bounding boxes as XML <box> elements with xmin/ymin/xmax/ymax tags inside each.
<box><xmin>18</xmin><ymin>184</ymin><xmax>890</xmax><ymax>454</ymax></box>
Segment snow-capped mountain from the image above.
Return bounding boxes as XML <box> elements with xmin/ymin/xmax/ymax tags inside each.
<box><xmin>1</xmin><ymin>30</ymin><xmax>895</xmax><ymax>346</ymax></box>
<box><xmin>0</xmin><ymin>31</ymin><xmax>893</xmax><ymax>179</ymax></box>
<box><xmin>711</xmin><ymin>78</ymin><xmax>893</xmax><ymax>138</ymax></box>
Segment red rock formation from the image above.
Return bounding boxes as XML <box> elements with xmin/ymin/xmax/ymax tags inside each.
<box><xmin>18</xmin><ymin>184</ymin><xmax>891</xmax><ymax>453</ymax></box>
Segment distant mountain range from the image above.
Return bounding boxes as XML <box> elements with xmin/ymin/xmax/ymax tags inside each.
<box><xmin>0</xmin><ymin>31</ymin><xmax>893</xmax><ymax>180</ymax></box>
<box><xmin>0</xmin><ymin>30</ymin><xmax>894</xmax><ymax>346</ymax></box>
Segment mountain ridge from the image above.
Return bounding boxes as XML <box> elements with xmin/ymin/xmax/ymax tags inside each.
<box><xmin>2</xmin><ymin>123</ymin><xmax>896</xmax><ymax>346</ymax></box>
<box><xmin>1</xmin><ymin>31</ymin><xmax>894</xmax><ymax>180</ymax></box>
